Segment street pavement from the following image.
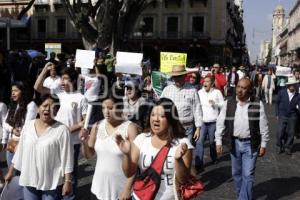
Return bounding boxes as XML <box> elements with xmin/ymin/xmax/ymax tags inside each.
<box><xmin>76</xmin><ymin>103</ymin><xmax>300</xmax><ymax>200</ymax></box>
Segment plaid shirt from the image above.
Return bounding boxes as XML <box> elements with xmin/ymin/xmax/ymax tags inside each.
<box><xmin>161</xmin><ymin>84</ymin><xmax>203</xmax><ymax>128</ymax></box>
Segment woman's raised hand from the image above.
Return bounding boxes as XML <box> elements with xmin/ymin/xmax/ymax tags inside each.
<box><xmin>115</xmin><ymin>134</ymin><xmax>131</xmax><ymax>155</ymax></box>
<box><xmin>175</xmin><ymin>143</ymin><xmax>188</xmax><ymax>160</ymax></box>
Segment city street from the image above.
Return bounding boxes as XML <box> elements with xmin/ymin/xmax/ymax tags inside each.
<box><xmin>76</xmin><ymin>103</ymin><xmax>300</xmax><ymax>200</ymax></box>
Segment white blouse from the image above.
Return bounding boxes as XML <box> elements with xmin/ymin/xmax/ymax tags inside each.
<box><xmin>12</xmin><ymin>120</ymin><xmax>74</xmax><ymax>190</ymax></box>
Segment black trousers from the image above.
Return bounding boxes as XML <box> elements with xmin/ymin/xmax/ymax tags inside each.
<box><xmin>277</xmin><ymin>116</ymin><xmax>297</xmax><ymax>150</ymax></box>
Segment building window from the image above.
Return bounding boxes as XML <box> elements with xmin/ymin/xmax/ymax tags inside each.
<box><xmin>37</xmin><ymin>19</ymin><xmax>46</xmax><ymax>33</ymax></box>
<box><xmin>192</xmin><ymin>16</ymin><xmax>204</xmax><ymax>34</ymax></box>
<box><xmin>167</xmin><ymin>16</ymin><xmax>178</xmax><ymax>38</ymax></box>
<box><xmin>143</xmin><ymin>17</ymin><xmax>154</xmax><ymax>36</ymax></box>
<box><xmin>57</xmin><ymin>19</ymin><xmax>66</xmax><ymax>33</ymax></box>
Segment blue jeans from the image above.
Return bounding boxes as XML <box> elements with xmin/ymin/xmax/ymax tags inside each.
<box><xmin>63</xmin><ymin>144</ymin><xmax>80</xmax><ymax>200</ymax></box>
<box><xmin>23</xmin><ymin>186</ymin><xmax>58</xmax><ymax>200</ymax></box>
<box><xmin>231</xmin><ymin>139</ymin><xmax>258</xmax><ymax>200</ymax></box>
<box><xmin>6</xmin><ymin>151</ymin><xmax>14</xmax><ymax>167</ymax></box>
<box><xmin>195</xmin><ymin>122</ymin><xmax>217</xmax><ymax>167</ymax></box>
<box><xmin>185</xmin><ymin>126</ymin><xmax>195</xmax><ymax>145</ymax></box>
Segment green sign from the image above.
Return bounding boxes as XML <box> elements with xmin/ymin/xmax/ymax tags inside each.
<box><xmin>151</xmin><ymin>71</ymin><xmax>169</xmax><ymax>97</ymax></box>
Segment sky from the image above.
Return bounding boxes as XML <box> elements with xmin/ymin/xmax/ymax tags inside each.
<box><xmin>243</xmin><ymin>0</ymin><xmax>295</xmax><ymax>63</ymax></box>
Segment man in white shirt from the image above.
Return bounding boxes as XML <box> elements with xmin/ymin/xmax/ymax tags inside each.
<box><xmin>215</xmin><ymin>78</ymin><xmax>269</xmax><ymax>200</ymax></box>
<box><xmin>194</xmin><ymin>76</ymin><xmax>224</xmax><ymax>172</ymax></box>
<box><xmin>161</xmin><ymin>65</ymin><xmax>202</xmax><ymax>143</ymax></box>
<box><xmin>43</xmin><ymin>64</ymin><xmax>61</xmax><ymax>89</ymax></box>
<box><xmin>34</xmin><ymin>63</ymin><xmax>87</xmax><ymax>200</ymax></box>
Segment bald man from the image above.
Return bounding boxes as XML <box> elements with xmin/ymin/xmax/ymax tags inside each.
<box><xmin>215</xmin><ymin>78</ymin><xmax>269</xmax><ymax>200</ymax></box>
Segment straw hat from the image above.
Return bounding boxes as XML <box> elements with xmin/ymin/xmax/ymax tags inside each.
<box><xmin>286</xmin><ymin>76</ymin><xmax>299</xmax><ymax>85</ymax></box>
<box><xmin>167</xmin><ymin>65</ymin><xmax>188</xmax><ymax>77</ymax></box>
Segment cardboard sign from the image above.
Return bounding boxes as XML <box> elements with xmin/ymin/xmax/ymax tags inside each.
<box><xmin>45</xmin><ymin>43</ymin><xmax>61</xmax><ymax>60</ymax></box>
<box><xmin>276</xmin><ymin>66</ymin><xmax>292</xmax><ymax>77</ymax></box>
<box><xmin>160</xmin><ymin>52</ymin><xmax>187</xmax><ymax>73</ymax></box>
<box><xmin>115</xmin><ymin>51</ymin><xmax>143</xmax><ymax>75</ymax></box>
<box><xmin>151</xmin><ymin>71</ymin><xmax>169</xmax><ymax>97</ymax></box>
<box><xmin>75</xmin><ymin>49</ymin><xmax>95</xmax><ymax>69</ymax></box>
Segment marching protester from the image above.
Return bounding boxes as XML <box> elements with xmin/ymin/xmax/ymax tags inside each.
<box><xmin>0</xmin><ymin>97</ymin><xmax>7</xmax><ymax>185</ymax></box>
<box><xmin>211</xmin><ymin>64</ymin><xmax>227</xmax><ymax>94</ymax></box>
<box><xmin>276</xmin><ymin>76</ymin><xmax>300</xmax><ymax>155</ymax></box>
<box><xmin>5</xmin><ymin>94</ymin><xmax>73</xmax><ymax>200</ymax></box>
<box><xmin>227</xmin><ymin>66</ymin><xmax>239</xmax><ymax>97</ymax></box>
<box><xmin>216</xmin><ymin>78</ymin><xmax>269</xmax><ymax>200</ymax></box>
<box><xmin>237</xmin><ymin>66</ymin><xmax>246</xmax><ymax>80</ymax></box>
<box><xmin>189</xmin><ymin>72</ymin><xmax>201</xmax><ymax>91</ymax></box>
<box><xmin>79</xmin><ymin>62</ymin><xmax>103</xmax><ymax>126</ymax></box>
<box><xmin>254</xmin><ymin>68</ymin><xmax>264</xmax><ymax>100</ymax></box>
<box><xmin>34</xmin><ymin>63</ymin><xmax>88</xmax><ymax>200</ymax></box>
<box><xmin>2</xmin><ymin>81</ymin><xmax>38</xmax><ymax>167</ymax></box>
<box><xmin>194</xmin><ymin>76</ymin><xmax>224</xmax><ymax>172</ymax></box>
<box><xmin>123</xmin><ymin>78</ymin><xmax>148</xmax><ymax>131</ymax></box>
<box><xmin>43</xmin><ymin>62</ymin><xmax>61</xmax><ymax>89</ymax></box>
<box><xmin>80</xmin><ymin>87</ymin><xmax>138</xmax><ymax>200</ymax></box>
<box><xmin>161</xmin><ymin>65</ymin><xmax>202</xmax><ymax>142</ymax></box>
<box><xmin>262</xmin><ymin>69</ymin><xmax>276</xmax><ymax>104</ymax></box>
<box><xmin>116</xmin><ymin>98</ymin><xmax>194</xmax><ymax>200</ymax></box>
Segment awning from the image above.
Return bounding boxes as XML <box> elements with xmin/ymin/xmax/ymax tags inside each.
<box><xmin>0</xmin><ymin>17</ymin><xmax>30</xmax><ymax>28</ymax></box>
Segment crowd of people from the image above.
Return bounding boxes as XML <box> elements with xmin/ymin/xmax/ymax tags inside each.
<box><xmin>0</xmin><ymin>48</ymin><xmax>299</xmax><ymax>200</ymax></box>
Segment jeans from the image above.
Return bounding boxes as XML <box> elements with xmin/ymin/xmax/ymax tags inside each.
<box><xmin>23</xmin><ymin>186</ymin><xmax>59</xmax><ymax>200</ymax></box>
<box><xmin>6</xmin><ymin>151</ymin><xmax>14</xmax><ymax>167</ymax></box>
<box><xmin>63</xmin><ymin>144</ymin><xmax>80</xmax><ymax>200</ymax></box>
<box><xmin>185</xmin><ymin>126</ymin><xmax>195</xmax><ymax>145</ymax></box>
<box><xmin>277</xmin><ymin>116</ymin><xmax>297</xmax><ymax>150</ymax></box>
<box><xmin>231</xmin><ymin>139</ymin><xmax>258</xmax><ymax>200</ymax></box>
<box><xmin>195</xmin><ymin>122</ymin><xmax>217</xmax><ymax>167</ymax></box>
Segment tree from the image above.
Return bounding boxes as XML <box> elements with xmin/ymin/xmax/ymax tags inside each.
<box><xmin>19</xmin><ymin>0</ymin><xmax>156</xmax><ymax>52</ymax></box>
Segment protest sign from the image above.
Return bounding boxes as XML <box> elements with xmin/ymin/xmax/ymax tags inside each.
<box><xmin>45</xmin><ymin>43</ymin><xmax>61</xmax><ymax>60</ymax></box>
<box><xmin>160</xmin><ymin>52</ymin><xmax>187</xmax><ymax>73</ymax></box>
<box><xmin>276</xmin><ymin>66</ymin><xmax>292</xmax><ymax>77</ymax></box>
<box><xmin>75</xmin><ymin>49</ymin><xmax>95</xmax><ymax>69</ymax></box>
<box><xmin>115</xmin><ymin>51</ymin><xmax>143</xmax><ymax>75</ymax></box>
<box><xmin>151</xmin><ymin>71</ymin><xmax>169</xmax><ymax>97</ymax></box>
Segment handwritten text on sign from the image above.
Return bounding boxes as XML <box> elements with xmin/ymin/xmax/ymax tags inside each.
<box><xmin>160</xmin><ymin>52</ymin><xmax>187</xmax><ymax>73</ymax></box>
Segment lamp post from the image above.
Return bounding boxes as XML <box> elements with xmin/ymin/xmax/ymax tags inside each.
<box><xmin>139</xmin><ymin>19</ymin><xmax>146</xmax><ymax>53</ymax></box>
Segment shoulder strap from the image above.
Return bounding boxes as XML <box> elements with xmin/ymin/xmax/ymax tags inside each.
<box><xmin>150</xmin><ymin>145</ymin><xmax>171</xmax><ymax>175</ymax></box>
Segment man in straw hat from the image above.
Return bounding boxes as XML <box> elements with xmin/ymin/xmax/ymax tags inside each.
<box><xmin>161</xmin><ymin>64</ymin><xmax>203</xmax><ymax>143</ymax></box>
<box><xmin>276</xmin><ymin>76</ymin><xmax>300</xmax><ymax>155</ymax></box>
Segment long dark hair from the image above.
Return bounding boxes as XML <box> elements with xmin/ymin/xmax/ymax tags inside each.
<box><xmin>146</xmin><ymin>98</ymin><xmax>186</xmax><ymax>144</ymax></box>
<box><xmin>6</xmin><ymin>81</ymin><xmax>32</xmax><ymax>128</ymax></box>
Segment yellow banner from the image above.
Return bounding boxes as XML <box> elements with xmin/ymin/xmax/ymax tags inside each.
<box><xmin>160</xmin><ymin>52</ymin><xmax>187</xmax><ymax>73</ymax></box>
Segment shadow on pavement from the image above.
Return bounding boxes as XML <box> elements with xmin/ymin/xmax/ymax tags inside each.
<box><xmin>292</xmin><ymin>143</ymin><xmax>300</xmax><ymax>153</ymax></box>
<box><xmin>200</xmin><ymin>166</ymin><xmax>232</xmax><ymax>191</ymax></box>
<box><xmin>253</xmin><ymin>177</ymin><xmax>300</xmax><ymax>200</ymax></box>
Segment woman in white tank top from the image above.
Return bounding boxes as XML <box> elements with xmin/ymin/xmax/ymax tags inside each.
<box><xmin>80</xmin><ymin>89</ymin><xmax>138</xmax><ymax>200</ymax></box>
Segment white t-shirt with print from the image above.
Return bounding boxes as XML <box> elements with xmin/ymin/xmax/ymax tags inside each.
<box><xmin>82</xmin><ymin>75</ymin><xmax>101</xmax><ymax>102</ymax></box>
<box><xmin>133</xmin><ymin>133</ymin><xmax>194</xmax><ymax>200</ymax></box>
<box><xmin>52</xmin><ymin>88</ymin><xmax>88</xmax><ymax>145</ymax></box>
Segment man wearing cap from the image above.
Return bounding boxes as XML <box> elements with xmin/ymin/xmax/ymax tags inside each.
<box><xmin>161</xmin><ymin>65</ymin><xmax>203</xmax><ymax>142</ymax></box>
<box><xmin>276</xmin><ymin>76</ymin><xmax>300</xmax><ymax>155</ymax></box>
<box><xmin>216</xmin><ymin>78</ymin><xmax>269</xmax><ymax>200</ymax></box>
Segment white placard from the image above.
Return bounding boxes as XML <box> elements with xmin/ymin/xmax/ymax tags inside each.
<box><xmin>75</xmin><ymin>49</ymin><xmax>95</xmax><ymax>69</ymax></box>
<box><xmin>276</xmin><ymin>66</ymin><xmax>292</xmax><ymax>77</ymax></box>
<box><xmin>83</xmin><ymin>104</ymin><xmax>93</xmax><ymax>130</ymax></box>
<box><xmin>115</xmin><ymin>51</ymin><xmax>143</xmax><ymax>75</ymax></box>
